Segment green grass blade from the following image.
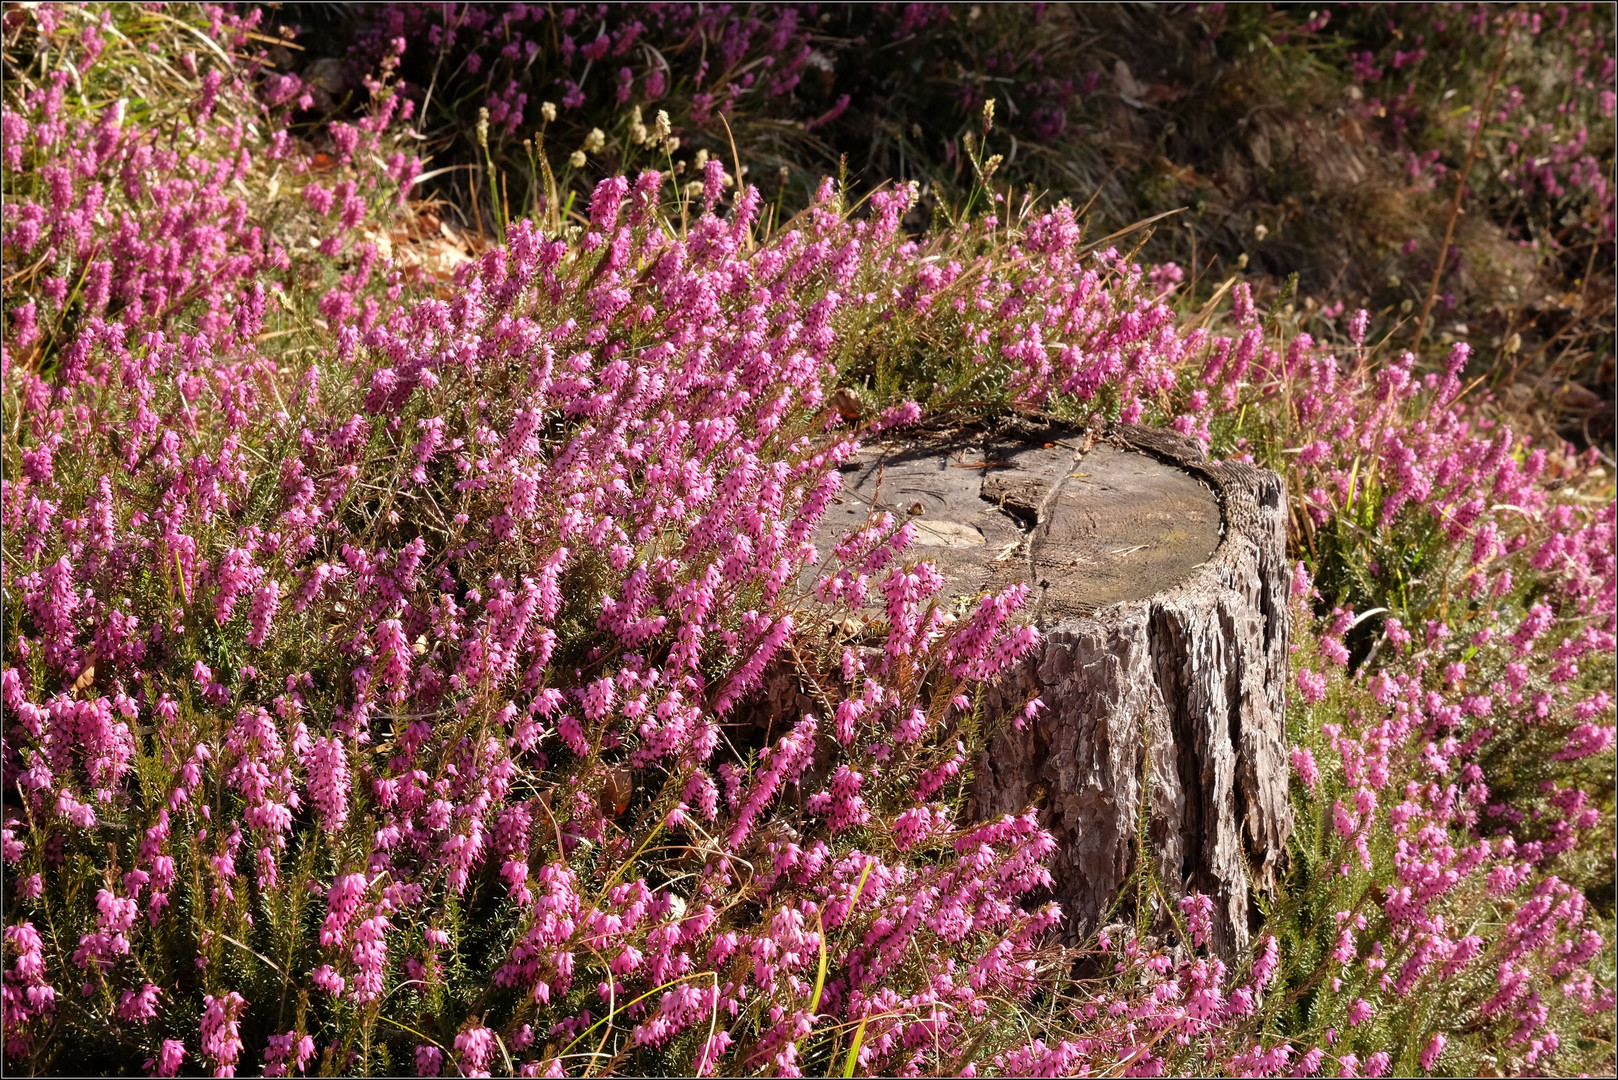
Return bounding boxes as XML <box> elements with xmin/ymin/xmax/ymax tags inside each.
<box><xmin>841</xmin><ymin>1017</ymin><xmax>868</xmax><ymax>1078</ymax></box>
<box><xmin>808</xmin><ymin>912</ymin><xmax>828</xmax><ymax>1017</ymax></box>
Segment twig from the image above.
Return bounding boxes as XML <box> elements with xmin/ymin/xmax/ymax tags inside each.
<box><xmin>1078</xmin><ymin>207</ymin><xmax>1186</xmax><ymax>256</ymax></box>
<box><xmin>1412</xmin><ymin>17</ymin><xmax>1513</xmax><ymax>350</ymax></box>
<box><xmin>216</xmin><ymin>932</ymin><xmax>285</xmax><ymax>977</ymax></box>
<box><xmin>1187</xmin><ymin>274</ymin><xmax>1241</xmax><ymax>332</ymax></box>
<box><xmin>1077</xmin><ymin>161</ymin><xmax>1125</xmax><ymax>221</ymax></box>
<box><xmin>719</xmin><ymin>114</ymin><xmax>752</xmax><ymax>253</ymax></box>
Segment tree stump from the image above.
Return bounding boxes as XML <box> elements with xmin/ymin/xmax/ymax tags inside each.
<box><xmin>814</xmin><ymin>422</ymin><xmax>1293</xmax><ymax>959</ymax></box>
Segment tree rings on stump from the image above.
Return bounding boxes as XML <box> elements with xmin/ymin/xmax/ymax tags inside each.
<box><xmin>812</xmin><ymin>421</ymin><xmax>1293</xmax><ymax>960</ymax></box>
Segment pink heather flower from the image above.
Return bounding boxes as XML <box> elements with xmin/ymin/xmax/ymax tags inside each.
<box><xmin>804</xmin><ymin>93</ymin><xmax>851</xmax><ymax>132</ymax></box>
<box><xmin>1291</xmin><ymin>561</ymin><xmax>1314</xmax><ymax>599</ymax></box>
<box><xmin>1297</xmin><ymin>668</ymin><xmax>1328</xmax><ymax>704</ymax></box>
<box><xmin>701</xmin><ymin>158</ymin><xmax>726</xmax><ymax>207</ymax></box>
<box><xmin>1363</xmin><ymin>1051</ymin><xmax>1391</xmax><ymax>1077</ymax></box>
<box><xmin>1290</xmin><ymin>745</ymin><xmax>1319</xmax><ymax>790</ymax></box>
<box><xmin>213</xmin><ymin>547</ymin><xmax>260</xmax><ymax>622</ymax></box>
<box><xmin>3</xmin><ymin>921</ymin><xmax>55</xmax><ymax>1044</ymax></box>
<box><xmin>319</xmin><ymin>872</ymin><xmax>368</xmax><ymax>948</ymax></box>
<box><xmin>1384</xmin><ymin>618</ymin><xmax>1411</xmax><ymax>649</ymax></box>
<box><xmin>415</xmin><ymin>1044</ymin><xmax>444</xmax><ymax>1076</ymax></box>
<box><xmin>1231</xmin><ymin>281</ymin><xmax>1256</xmax><ymax>325</ymax></box>
<box><xmin>310</xmin><ymin>963</ymin><xmax>345</xmax><ymax>996</ymax></box>
<box><xmin>199</xmin><ymin>991</ymin><xmax>247</xmax><ymax>1076</ymax></box>
<box><xmin>263</xmin><ymin>1031</ymin><xmax>316</xmax><ymax>1077</ymax></box>
<box><xmin>891</xmin><ymin>805</ymin><xmax>944</xmax><ymax>850</ymax></box>
<box><xmin>1556</xmin><ymin>723</ymin><xmax>1616</xmax><ymax>761</ymax></box>
<box><xmin>116</xmin><ymin>982</ymin><xmax>161</xmax><ymax>1022</ymax></box>
<box><xmin>245</xmin><ymin>581</ymin><xmax>279</xmax><ymax>648</ymax></box>
<box><xmin>1180</xmin><ymin>892</ymin><xmax>1215</xmax><ymax>947</ymax></box>
<box><xmin>588</xmin><ymin>175</ymin><xmax>629</xmax><ymax>232</ymax></box>
<box><xmin>693</xmin><ymin>1029</ymin><xmax>735</xmax><ymax>1076</ymax></box>
<box><xmin>350</xmin><ymin>915</ymin><xmax>391</xmax><ymax>1002</ymax></box>
<box><xmin>373</xmin><ymin>618</ymin><xmax>413</xmax><ymax>701</ymax></box>
<box><xmin>1251</xmin><ymin>934</ymin><xmax>1281</xmax><ymax>988</ymax></box>
<box><xmin>1319</xmin><ymin>634</ymin><xmax>1350</xmax><ymax>667</ymax></box>
<box><xmin>1348</xmin><ymin>308</ymin><xmax>1370</xmax><ymax>346</ymax></box>
<box><xmin>1346</xmin><ymin>998</ymin><xmax>1374</xmax><ymax>1026</ymax></box>
<box><xmin>1148</xmin><ymin>261</ymin><xmax>1184</xmax><ymax>296</ymax></box>
<box><xmin>194</xmin><ymin>68</ymin><xmax>225</xmax><ymax>123</ymax></box>
<box><xmin>152</xmin><ymin>1039</ymin><xmax>186</xmax><ymax>1077</ymax></box>
<box><xmin>871</xmin><ymin>399</ymin><xmax>922</xmax><ymax>433</ymax></box>
<box><xmin>1419</xmin><ymin>1033</ymin><xmax>1445</xmax><ymax>1071</ymax></box>
<box><xmin>581</xmin><ymin>676</ymin><xmax>617</xmax><ymax>721</ymax></box>
<box><xmin>306</xmin><ymin>736</ymin><xmax>350</xmax><ymax>832</ymax></box>
<box><xmin>454</xmin><ymin>1026</ymin><xmax>496</xmax><ymax>1077</ymax></box>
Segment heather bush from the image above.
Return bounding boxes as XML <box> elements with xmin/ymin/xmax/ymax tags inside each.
<box><xmin>0</xmin><ymin>10</ymin><xmax>1071</xmax><ymax>1074</ymax></box>
<box><xmin>293</xmin><ymin>3</ymin><xmax>1612</xmax><ymax>409</ymax></box>
<box><xmin>3</xmin><ymin>4</ymin><xmax>1613</xmax><ymax>1077</ymax></box>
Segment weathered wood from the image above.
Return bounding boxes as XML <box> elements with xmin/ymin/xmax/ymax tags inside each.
<box><xmin>811</xmin><ymin>422</ymin><xmax>1293</xmax><ymax>959</ymax></box>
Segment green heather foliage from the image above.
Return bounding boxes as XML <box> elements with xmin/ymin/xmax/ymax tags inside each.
<box><xmin>2</xmin><ymin>4</ymin><xmax>1613</xmax><ymax>1077</ymax></box>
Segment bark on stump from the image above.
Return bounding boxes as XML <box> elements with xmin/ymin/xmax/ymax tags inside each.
<box><xmin>814</xmin><ymin>422</ymin><xmax>1293</xmax><ymax>959</ymax></box>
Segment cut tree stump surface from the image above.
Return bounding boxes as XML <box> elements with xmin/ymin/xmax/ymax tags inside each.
<box><xmin>808</xmin><ymin>422</ymin><xmax>1293</xmax><ymax>960</ymax></box>
<box><xmin>810</xmin><ymin>426</ymin><xmax>1221</xmax><ymax>613</ymax></box>
<box><xmin>1032</xmin><ymin>444</ymin><xmax>1220</xmax><ymax>617</ymax></box>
